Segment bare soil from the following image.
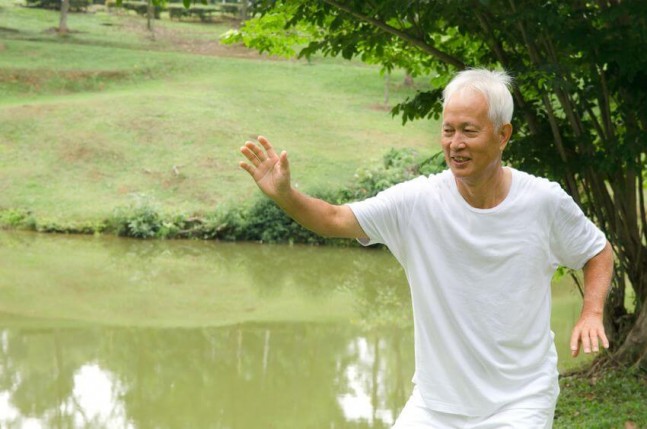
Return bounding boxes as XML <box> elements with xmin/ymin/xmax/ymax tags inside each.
<box><xmin>118</xmin><ymin>14</ymin><xmax>272</xmax><ymax>60</ymax></box>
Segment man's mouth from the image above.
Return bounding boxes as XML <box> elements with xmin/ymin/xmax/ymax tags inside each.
<box><xmin>451</xmin><ymin>156</ymin><xmax>471</xmax><ymax>163</ymax></box>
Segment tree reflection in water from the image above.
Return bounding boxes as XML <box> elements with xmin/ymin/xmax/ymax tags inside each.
<box><xmin>0</xmin><ymin>323</ymin><xmax>414</xmax><ymax>429</ymax></box>
<box><xmin>0</xmin><ymin>232</ymin><xmax>415</xmax><ymax>428</ymax></box>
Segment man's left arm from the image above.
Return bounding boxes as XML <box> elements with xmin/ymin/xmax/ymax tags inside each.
<box><xmin>570</xmin><ymin>241</ymin><xmax>614</xmax><ymax>357</ymax></box>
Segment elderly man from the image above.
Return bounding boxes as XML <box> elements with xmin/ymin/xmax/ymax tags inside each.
<box><xmin>239</xmin><ymin>69</ymin><xmax>613</xmax><ymax>428</ymax></box>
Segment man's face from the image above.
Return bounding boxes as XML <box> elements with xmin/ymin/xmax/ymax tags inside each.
<box><xmin>441</xmin><ymin>89</ymin><xmax>509</xmax><ymax>184</ymax></box>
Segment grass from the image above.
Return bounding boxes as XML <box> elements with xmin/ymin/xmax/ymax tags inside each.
<box><xmin>0</xmin><ymin>0</ymin><xmax>439</xmax><ymax>225</ymax></box>
<box><xmin>556</xmin><ymin>366</ymin><xmax>647</xmax><ymax>428</ymax></box>
<box><xmin>1</xmin><ymin>3</ymin><xmax>645</xmax><ymax>427</ymax></box>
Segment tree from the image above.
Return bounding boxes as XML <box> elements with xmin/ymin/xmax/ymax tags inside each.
<box><xmin>58</xmin><ymin>0</ymin><xmax>70</xmax><ymax>34</ymax></box>
<box><xmin>234</xmin><ymin>0</ymin><xmax>647</xmax><ymax>370</ymax></box>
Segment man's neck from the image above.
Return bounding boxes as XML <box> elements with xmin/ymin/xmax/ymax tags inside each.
<box><xmin>455</xmin><ymin>167</ymin><xmax>512</xmax><ymax>209</ymax></box>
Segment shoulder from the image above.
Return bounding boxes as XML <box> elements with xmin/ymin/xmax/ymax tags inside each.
<box><xmin>511</xmin><ymin>168</ymin><xmax>568</xmax><ymax>203</ymax></box>
<box><xmin>382</xmin><ymin>169</ymin><xmax>450</xmax><ymax>195</ymax></box>
<box><xmin>364</xmin><ymin>170</ymin><xmax>450</xmax><ymax>211</ymax></box>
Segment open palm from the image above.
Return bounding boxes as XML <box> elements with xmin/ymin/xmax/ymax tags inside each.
<box><xmin>239</xmin><ymin>136</ymin><xmax>291</xmax><ymax>199</ymax></box>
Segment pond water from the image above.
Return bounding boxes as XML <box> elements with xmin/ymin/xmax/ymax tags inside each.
<box><xmin>0</xmin><ymin>231</ymin><xmax>589</xmax><ymax>428</ymax></box>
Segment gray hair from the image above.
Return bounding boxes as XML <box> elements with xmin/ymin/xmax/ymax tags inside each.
<box><xmin>442</xmin><ymin>69</ymin><xmax>514</xmax><ymax>131</ymax></box>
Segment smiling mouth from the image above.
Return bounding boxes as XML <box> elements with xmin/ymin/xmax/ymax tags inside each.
<box><xmin>451</xmin><ymin>156</ymin><xmax>471</xmax><ymax>163</ymax></box>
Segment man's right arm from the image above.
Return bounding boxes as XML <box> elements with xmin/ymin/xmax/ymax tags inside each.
<box><xmin>239</xmin><ymin>136</ymin><xmax>368</xmax><ymax>240</ymax></box>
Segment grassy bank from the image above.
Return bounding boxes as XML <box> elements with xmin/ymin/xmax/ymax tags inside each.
<box><xmin>0</xmin><ymin>0</ymin><xmax>439</xmax><ymax>229</ymax></box>
<box><xmin>556</xmin><ymin>366</ymin><xmax>647</xmax><ymax>428</ymax></box>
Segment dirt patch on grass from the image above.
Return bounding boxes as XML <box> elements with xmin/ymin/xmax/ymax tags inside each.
<box><xmin>368</xmin><ymin>103</ymin><xmax>393</xmax><ymax>112</ymax></box>
<box><xmin>0</xmin><ymin>104</ymin><xmax>58</xmax><ymax>121</ymax></box>
<box><xmin>58</xmin><ymin>134</ymin><xmax>126</xmax><ymax>164</ymax></box>
<box><xmin>118</xmin><ymin>14</ymin><xmax>273</xmax><ymax>60</ymax></box>
<box><xmin>0</xmin><ymin>69</ymin><xmax>134</xmax><ymax>91</ymax></box>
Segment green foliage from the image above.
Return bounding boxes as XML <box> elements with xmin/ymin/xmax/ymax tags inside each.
<box><xmin>338</xmin><ymin>147</ymin><xmax>444</xmax><ymax>202</ymax></box>
<box><xmin>220</xmin><ymin>3</ymin><xmax>318</xmax><ymax>58</ymax></box>
<box><xmin>109</xmin><ymin>195</ymin><xmax>163</xmax><ymax>238</ymax></box>
<box><xmin>0</xmin><ymin>208</ymin><xmax>33</xmax><ymax>229</ymax></box>
<box><xmin>120</xmin><ymin>1</ymin><xmax>162</xmax><ymax>18</ymax></box>
<box><xmin>250</xmin><ymin>0</ymin><xmax>647</xmax><ymax>367</ymax></box>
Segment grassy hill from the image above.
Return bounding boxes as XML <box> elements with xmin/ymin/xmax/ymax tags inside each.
<box><xmin>0</xmin><ymin>0</ymin><xmax>440</xmax><ymax>226</ymax></box>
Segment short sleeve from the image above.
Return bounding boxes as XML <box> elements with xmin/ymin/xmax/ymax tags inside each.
<box><xmin>549</xmin><ymin>187</ymin><xmax>607</xmax><ymax>269</ymax></box>
<box><xmin>346</xmin><ymin>177</ymin><xmax>423</xmax><ymax>261</ymax></box>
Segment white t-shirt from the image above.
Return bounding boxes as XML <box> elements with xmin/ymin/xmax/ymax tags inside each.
<box><xmin>347</xmin><ymin>167</ymin><xmax>607</xmax><ymax>416</ymax></box>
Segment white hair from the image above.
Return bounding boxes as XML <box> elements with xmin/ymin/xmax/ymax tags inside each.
<box><xmin>442</xmin><ymin>69</ymin><xmax>514</xmax><ymax>131</ymax></box>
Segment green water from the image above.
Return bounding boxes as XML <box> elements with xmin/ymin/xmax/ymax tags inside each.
<box><xmin>0</xmin><ymin>231</ymin><xmax>589</xmax><ymax>428</ymax></box>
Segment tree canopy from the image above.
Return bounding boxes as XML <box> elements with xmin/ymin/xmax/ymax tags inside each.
<box><xmin>233</xmin><ymin>0</ymin><xmax>647</xmax><ymax>370</ymax></box>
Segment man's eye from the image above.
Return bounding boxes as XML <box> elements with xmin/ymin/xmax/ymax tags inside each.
<box><xmin>465</xmin><ymin>129</ymin><xmax>477</xmax><ymax>134</ymax></box>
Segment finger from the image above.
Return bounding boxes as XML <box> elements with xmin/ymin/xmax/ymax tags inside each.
<box><xmin>279</xmin><ymin>150</ymin><xmax>289</xmax><ymax>171</ymax></box>
<box><xmin>590</xmin><ymin>331</ymin><xmax>600</xmax><ymax>353</ymax></box>
<box><xmin>600</xmin><ymin>330</ymin><xmax>610</xmax><ymax>350</ymax></box>
<box><xmin>581</xmin><ymin>330</ymin><xmax>592</xmax><ymax>354</ymax></box>
<box><xmin>240</xmin><ymin>146</ymin><xmax>261</xmax><ymax>167</ymax></box>
<box><xmin>570</xmin><ymin>328</ymin><xmax>581</xmax><ymax>357</ymax></box>
<box><xmin>239</xmin><ymin>161</ymin><xmax>255</xmax><ymax>176</ymax></box>
<box><xmin>245</xmin><ymin>141</ymin><xmax>267</xmax><ymax>162</ymax></box>
<box><xmin>258</xmin><ymin>135</ymin><xmax>278</xmax><ymax>159</ymax></box>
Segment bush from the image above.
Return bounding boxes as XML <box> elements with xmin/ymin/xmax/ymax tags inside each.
<box><xmin>120</xmin><ymin>1</ymin><xmax>161</xmax><ymax>18</ymax></box>
<box><xmin>25</xmin><ymin>0</ymin><xmax>90</xmax><ymax>12</ymax></box>
<box><xmin>338</xmin><ymin>148</ymin><xmax>445</xmax><ymax>202</ymax></box>
<box><xmin>0</xmin><ymin>208</ymin><xmax>34</xmax><ymax>230</ymax></box>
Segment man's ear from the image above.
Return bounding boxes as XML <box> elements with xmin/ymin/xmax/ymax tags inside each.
<box><xmin>499</xmin><ymin>123</ymin><xmax>513</xmax><ymax>151</ymax></box>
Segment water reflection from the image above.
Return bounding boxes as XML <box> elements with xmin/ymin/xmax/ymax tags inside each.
<box><xmin>0</xmin><ymin>231</ymin><xmax>409</xmax><ymax>327</ymax></box>
<box><xmin>0</xmin><ymin>323</ymin><xmax>413</xmax><ymax>428</ymax></box>
<box><xmin>0</xmin><ymin>231</ymin><xmax>587</xmax><ymax>428</ymax></box>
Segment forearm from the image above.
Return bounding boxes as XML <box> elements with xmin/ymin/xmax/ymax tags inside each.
<box><xmin>570</xmin><ymin>241</ymin><xmax>613</xmax><ymax>356</ymax></box>
<box><xmin>239</xmin><ymin>136</ymin><xmax>366</xmax><ymax>239</ymax></box>
<box><xmin>273</xmin><ymin>187</ymin><xmax>365</xmax><ymax>239</ymax></box>
<box><xmin>581</xmin><ymin>241</ymin><xmax>614</xmax><ymax>316</ymax></box>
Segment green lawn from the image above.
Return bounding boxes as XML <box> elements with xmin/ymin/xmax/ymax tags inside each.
<box><xmin>0</xmin><ymin>0</ymin><xmax>439</xmax><ymax>224</ymax></box>
<box><xmin>556</xmin><ymin>367</ymin><xmax>647</xmax><ymax>429</ymax></box>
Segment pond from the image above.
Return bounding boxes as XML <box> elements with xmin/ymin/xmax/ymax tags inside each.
<box><xmin>0</xmin><ymin>231</ymin><xmax>589</xmax><ymax>428</ymax></box>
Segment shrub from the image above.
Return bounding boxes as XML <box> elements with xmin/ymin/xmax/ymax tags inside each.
<box><xmin>0</xmin><ymin>208</ymin><xmax>34</xmax><ymax>230</ymax></box>
<box><xmin>25</xmin><ymin>0</ymin><xmax>90</xmax><ymax>11</ymax></box>
<box><xmin>108</xmin><ymin>196</ymin><xmax>163</xmax><ymax>239</ymax></box>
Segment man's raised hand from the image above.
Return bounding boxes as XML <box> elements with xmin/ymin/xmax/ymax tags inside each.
<box><xmin>239</xmin><ymin>136</ymin><xmax>291</xmax><ymax>199</ymax></box>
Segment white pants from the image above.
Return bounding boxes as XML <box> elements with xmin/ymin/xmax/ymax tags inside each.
<box><xmin>393</xmin><ymin>388</ymin><xmax>555</xmax><ymax>429</ymax></box>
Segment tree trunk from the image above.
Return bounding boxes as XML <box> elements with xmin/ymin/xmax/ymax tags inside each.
<box><xmin>58</xmin><ymin>0</ymin><xmax>69</xmax><ymax>34</ymax></box>
<box><xmin>613</xmin><ymin>297</ymin><xmax>647</xmax><ymax>370</ymax></box>
<box><xmin>146</xmin><ymin>0</ymin><xmax>154</xmax><ymax>35</ymax></box>
<box><xmin>240</xmin><ymin>0</ymin><xmax>248</xmax><ymax>21</ymax></box>
<box><xmin>403</xmin><ymin>72</ymin><xmax>414</xmax><ymax>87</ymax></box>
<box><xmin>384</xmin><ymin>72</ymin><xmax>390</xmax><ymax>105</ymax></box>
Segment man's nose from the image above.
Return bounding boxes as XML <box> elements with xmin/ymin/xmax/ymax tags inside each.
<box><xmin>449</xmin><ymin>134</ymin><xmax>466</xmax><ymax>150</ymax></box>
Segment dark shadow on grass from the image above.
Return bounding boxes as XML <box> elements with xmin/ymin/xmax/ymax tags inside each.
<box><xmin>0</xmin><ymin>26</ymin><xmax>20</xmax><ymax>33</ymax></box>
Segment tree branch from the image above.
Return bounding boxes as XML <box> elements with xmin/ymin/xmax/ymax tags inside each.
<box><xmin>472</xmin><ymin>6</ymin><xmax>542</xmax><ymax>135</ymax></box>
<box><xmin>319</xmin><ymin>0</ymin><xmax>466</xmax><ymax>69</ymax></box>
<box><xmin>541</xmin><ymin>93</ymin><xmax>580</xmax><ymax>201</ymax></box>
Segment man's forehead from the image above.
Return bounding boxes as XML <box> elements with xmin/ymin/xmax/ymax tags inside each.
<box><xmin>442</xmin><ymin>91</ymin><xmax>490</xmax><ymax>125</ymax></box>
